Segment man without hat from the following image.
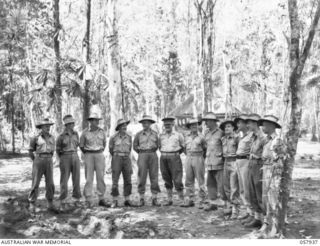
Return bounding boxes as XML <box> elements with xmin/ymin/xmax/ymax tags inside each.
<box><xmin>133</xmin><ymin>115</ymin><xmax>161</xmax><ymax>206</ymax></box>
<box><xmin>28</xmin><ymin>118</ymin><xmax>56</xmax><ymax>212</ymax></box>
<box><xmin>109</xmin><ymin>119</ymin><xmax>134</xmax><ymax>208</ymax></box>
<box><xmin>56</xmin><ymin>115</ymin><xmax>81</xmax><ymax>211</ymax></box>
<box><xmin>243</xmin><ymin>114</ymin><xmax>266</xmax><ymax>229</ymax></box>
<box><xmin>220</xmin><ymin>118</ymin><xmax>240</xmax><ymax>219</ymax></box>
<box><xmin>159</xmin><ymin>116</ymin><xmax>185</xmax><ymax>206</ymax></box>
<box><xmin>80</xmin><ymin>112</ymin><xmax>109</xmax><ymax>208</ymax></box>
<box><xmin>257</xmin><ymin>115</ymin><xmax>286</xmax><ymax>238</ymax></box>
<box><xmin>181</xmin><ymin>118</ymin><xmax>207</xmax><ymax>208</ymax></box>
<box><xmin>202</xmin><ymin>112</ymin><xmax>224</xmax><ymax>211</ymax></box>
<box><xmin>234</xmin><ymin>114</ymin><xmax>254</xmax><ymax>220</ymax></box>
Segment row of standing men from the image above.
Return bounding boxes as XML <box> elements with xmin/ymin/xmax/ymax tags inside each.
<box><xmin>27</xmin><ymin>111</ymin><xmax>285</xmax><ymax>237</ymax></box>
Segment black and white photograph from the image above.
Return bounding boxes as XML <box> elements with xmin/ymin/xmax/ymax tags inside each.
<box><xmin>0</xmin><ymin>0</ymin><xmax>319</xmax><ymax>242</ymax></box>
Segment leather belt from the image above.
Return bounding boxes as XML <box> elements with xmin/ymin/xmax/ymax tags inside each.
<box><xmin>85</xmin><ymin>150</ymin><xmax>103</xmax><ymax>153</ymax></box>
<box><xmin>61</xmin><ymin>151</ymin><xmax>77</xmax><ymax>155</ymax></box>
<box><xmin>37</xmin><ymin>153</ymin><xmax>53</xmax><ymax>158</ymax></box>
<box><xmin>187</xmin><ymin>151</ymin><xmax>203</xmax><ymax>156</ymax></box>
<box><xmin>114</xmin><ymin>152</ymin><xmax>130</xmax><ymax>157</ymax></box>
<box><xmin>161</xmin><ymin>151</ymin><xmax>180</xmax><ymax>156</ymax></box>
<box><xmin>236</xmin><ymin>155</ymin><xmax>249</xmax><ymax>160</ymax></box>
<box><xmin>139</xmin><ymin>149</ymin><xmax>156</xmax><ymax>153</ymax></box>
<box><xmin>225</xmin><ymin>156</ymin><xmax>237</xmax><ymax>162</ymax></box>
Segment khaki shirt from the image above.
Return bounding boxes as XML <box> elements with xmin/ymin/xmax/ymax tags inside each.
<box><xmin>222</xmin><ymin>133</ymin><xmax>239</xmax><ymax>158</ymax></box>
<box><xmin>80</xmin><ymin>127</ymin><xmax>106</xmax><ymax>151</ymax></box>
<box><xmin>133</xmin><ymin>129</ymin><xmax>159</xmax><ymax>153</ymax></box>
<box><xmin>185</xmin><ymin>132</ymin><xmax>206</xmax><ymax>154</ymax></box>
<box><xmin>262</xmin><ymin>133</ymin><xmax>285</xmax><ymax>165</ymax></box>
<box><xmin>204</xmin><ymin>128</ymin><xmax>224</xmax><ymax>170</ymax></box>
<box><xmin>236</xmin><ymin>131</ymin><xmax>253</xmax><ymax>156</ymax></box>
<box><xmin>159</xmin><ymin>131</ymin><xmax>185</xmax><ymax>152</ymax></box>
<box><xmin>249</xmin><ymin>131</ymin><xmax>267</xmax><ymax>159</ymax></box>
<box><xmin>109</xmin><ymin>132</ymin><xmax>132</xmax><ymax>155</ymax></box>
<box><xmin>29</xmin><ymin>133</ymin><xmax>55</xmax><ymax>154</ymax></box>
<box><xmin>56</xmin><ymin>129</ymin><xmax>79</xmax><ymax>155</ymax></box>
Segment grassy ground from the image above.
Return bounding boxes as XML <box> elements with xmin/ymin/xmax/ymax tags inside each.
<box><xmin>0</xmin><ymin>139</ymin><xmax>319</xmax><ymax>239</ymax></box>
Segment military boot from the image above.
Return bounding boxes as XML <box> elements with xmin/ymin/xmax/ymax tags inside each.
<box><xmin>163</xmin><ymin>189</ymin><xmax>173</xmax><ymax>206</ymax></box>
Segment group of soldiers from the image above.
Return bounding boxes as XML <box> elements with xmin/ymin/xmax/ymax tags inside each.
<box><xmin>28</xmin><ymin>111</ymin><xmax>286</xmax><ymax>238</ymax></box>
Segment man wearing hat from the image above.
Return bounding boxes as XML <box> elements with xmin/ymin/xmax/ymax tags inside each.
<box><xmin>109</xmin><ymin>118</ymin><xmax>133</xmax><ymax>208</ymax></box>
<box><xmin>80</xmin><ymin>111</ymin><xmax>109</xmax><ymax>208</ymax></box>
<box><xmin>133</xmin><ymin>114</ymin><xmax>161</xmax><ymax>206</ymax></box>
<box><xmin>56</xmin><ymin>115</ymin><xmax>81</xmax><ymax>211</ymax></box>
<box><xmin>220</xmin><ymin>118</ymin><xmax>240</xmax><ymax>219</ymax></box>
<box><xmin>257</xmin><ymin>115</ymin><xmax>286</xmax><ymax>237</ymax></box>
<box><xmin>181</xmin><ymin>118</ymin><xmax>207</xmax><ymax>208</ymax></box>
<box><xmin>243</xmin><ymin>113</ymin><xmax>266</xmax><ymax>229</ymax></box>
<box><xmin>159</xmin><ymin>116</ymin><xmax>185</xmax><ymax>206</ymax></box>
<box><xmin>28</xmin><ymin>118</ymin><xmax>56</xmax><ymax>212</ymax></box>
<box><xmin>234</xmin><ymin>114</ymin><xmax>253</xmax><ymax>220</ymax></box>
<box><xmin>202</xmin><ymin>112</ymin><xmax>224</xmax><ymax>211</ymax></box>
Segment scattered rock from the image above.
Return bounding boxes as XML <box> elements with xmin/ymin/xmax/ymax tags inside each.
<box><xmin>115</xmin><ymin>230</ymin><xmax>125</xmax><ymax>239</ymax></box>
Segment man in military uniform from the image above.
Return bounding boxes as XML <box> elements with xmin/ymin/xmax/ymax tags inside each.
<box><xmin>133</xmin><ymin>115</ymin><xmax>161</xmax><ymax>206</ymax></box>
<box><xmin>109</xmin><ymin>119</ymin><xmax>133</xmax><ymax>208</ymax></box>
<box><xmin>182</xmin><ymin>118</ymin><xmax>207</xmax><ymax>208</ymax></box>
<box><xmin>56</xmin><ymin>115</ymin><xmax>81</xmax><ymax>211</ymax></box>
<box><xmin>159</xmin><ymin>116</ymin><xmax>185</xmax><ymax>206</ymax></box>
<box><xmin>80</xmin><ymin>112</ymin><xmax>109</xmax><ymax>208</ymax></box>
<box><xmin>28</xmin><ymin>118</ymin><xmax>56</xmax><ymax>212</ymax></box>
<box><xmin>220</xmin><ymin>119</ymin><xmax>240</xmax><ymax>219</ymax></box>
<box><xmin>202</xmin><ymin>112</ymin><xmax>224</xmax><ymax>211</ymax></box>
<box><xmin>234</xmin><ymin>114</ymin><xmax>253</xmax><ymax>220</ymax></box>
<box><xmin>258</xmin><ymin>115</ymin><xmax>286</xmax><ymax>238</ymax></box>
<box><xmin>243</xmin><ymin>113</ymin><xmax>265</xmax><ymax>228</ymax></box>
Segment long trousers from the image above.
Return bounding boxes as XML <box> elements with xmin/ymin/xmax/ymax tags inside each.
<box><xmin>236</xmin><ymin>159</ymin><xmax>251</xmax><ymax>207</ymax></box>
<box><xmin>111</xmin><ymin>155</ymin><xmax>132</xmax><ymax>197</ymax></box>
<box><xmin>160</xmin><ymin>154</ymin><xmax>183</xmax><ymax>192</ymax></box>
<box><xmin>137</xmin><ymin>152</ymin><xmax>161</xmax><ymax>195</ymax></box>
<box><xmin>223</xmin><ymin>160</ymin><xmax>240</xmax><ymax>205</ymax></box>
<box><xmin>207</xmin><ymin>169</ymin><xmax>224</xmax><ymax>201</ymax></box>
<box><xmin>28</xmin><ymin>156</ymin><xmax>55</xmax><ymax>203</ymax></box>
<box><xmin>83</xmin><ymin>152</ymin><xmax>106</xmax><ymax>201</ymax></box>
<box><xmin>248</xmin><ymin>159</ymin><xmax>264</xmax><ymax>214</ymax></box>
<box><xmin>59</xmin><ymin>152</ymin><xmax>81</xmax><ymax>200</ymax></box>
<box><xmin>185</xmin><ymin>155</ymin><xmax>206</xmax><ymax>200</ymax></box>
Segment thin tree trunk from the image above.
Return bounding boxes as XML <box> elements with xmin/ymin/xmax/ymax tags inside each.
<box><xmin>82</xmin><ymin>0</ymin><xmax>91</xmax><ymax>130</ymax></box>
<box><xmin>53</xmin><ymin>0</ymin><xmax>62</xmax><ymax>133</ymax></box>
<box><xmin>106</xmin><ymin>0</ymin><xmax>122</xmax><ymax>135</ymax></box>
<box><xmin>279</xmin><ymin>0</ymin><xmax>320</xmax><ymax>236</ymax></box>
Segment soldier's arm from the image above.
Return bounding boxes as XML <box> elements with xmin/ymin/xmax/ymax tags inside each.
<box><xmin>202</xmin><ymin>136</ymin><xmax>207</xmax><ymax>158</ymax></box>
<box><xmin>154</xmin><ymin>133</ymin><xmax>159</xmax><ymax>151</ymax></box>
<box><xmin>109</xmin><ymin>135</ymin><xmax>114</xmax><ymax>156</ymax></box>
<box><xmin>79</xmin><ymin>132</ymin><xmax>85</xmax><ymax>153</ymax></box>
<box><xmin>56</xmin><ymin>135</ymin><xmax>62</xmax><ymax>157</ymax></box>
<box><xmin>29</xmin><ymin>137</ymin><xmax>37</xmax><ymax>161</ymax></box>
<box><xmin>129</xmin><ymin>135</ymin><xmax>133</xmax><ymax>152</ymax></box>
<box><xmin>179</xmin><ymin>133</ymin><xmax>185</xmax><ymax>154</ymax></box>
<box><xmin>133</xmin><ymin>133</ymin><xmax>140</xmax><ymax>154</ymax></box>
<box><xmin>102</xmin><ymin>131</ymin><xmax>107</xmax><ymax>150</ymax></box>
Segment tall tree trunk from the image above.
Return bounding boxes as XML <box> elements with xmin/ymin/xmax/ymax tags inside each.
<box><xmin>82</xmin><ymin>0</ymin><xmax>91</xmax><ymax>130</ymax></box>
<box><xmin>53</xmin><ymin>0</ymin><xmax>62</xmax><ymax>133</ymax></box>
<box><xmin>279</xmin><ymin>0</ymin><xmax>320</xmax><ymax>236</ymax></box>
<box><xmin>196</xmin><ymin>0</ymin><xmax>217</xmax><ymax>113</ymax></box>
<box><xmin>106</xmin><ymin>0</ymin><xmax>122</xmax><ymax>135</ymax></box>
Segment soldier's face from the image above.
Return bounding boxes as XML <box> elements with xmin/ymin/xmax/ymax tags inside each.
<box><xmin>262</xmin><ymin>121</ymin><xmax>275</xmax><ymax>134</ymax></box>
<box><xmin>119</xmin><ymin>124</ymin><xmax>127</xmax><ymax>133</ymax></box>
<box><xmin>142</xmin><ymin>121</ymin><xmax>152</xmax><ymax>130</ymax></box>
<box><xmin>66</xmin><ymin>123</ymin><xmax>75</xmax><ymax>131</ymax></box>
<box><xmin>164</xmin><ymin>122</ymin><xmax>173</xmax><ymax>132</ymax></box>
<box><xmin>237</xmin><ymin>120</ymin><xmax>247</xmax><ymax>131</ymax></box>
<box><xmin>89</xmin><ymin>119</ymin><xmax>99</xmax><ymax>127</ymax></box>
<box><xmin>247</xmin><ymin>121</ymin><xmax>256</xmax><ymax>131</ymax></box>
<box><xmin>205</xmin><ymin>120</ymin><xmax>217</xmax><ymax>129</ymax></box>
<box><xmin>224</xmin><ymin>123</ymin><xmax>234</xmax><ymax>134</ymax></box>
<box><xmin>190</xmin><ymin>123</ymin><xmax>198</xmax><ymax>133</ymax></box>
<box><xmin>41</xmin><ymin>125</ymin><xmax>50</xmax><ymax>134</ymax></box>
